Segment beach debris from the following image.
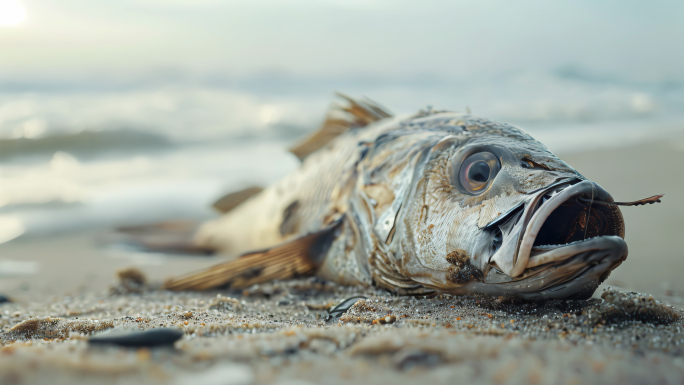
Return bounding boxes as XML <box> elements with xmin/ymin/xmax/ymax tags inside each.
<box><xmin>9</xmin><ymin>317</ymin><xmax>62</xmax><ymax>338</ymax></box>
<box><xmin>578</xmin><ymin>194</ymin><xmax>664</xmax><ymax>207</ymax></box>
<box><xmin>7</xmin><ymin>317</ymin><xmax>115</xmax><ymax>340</ymax></box>
<box><xmin>116</xmin><ymin>267</ymin><xmax>148</xmax><ymax>293</ymax></box>
<box><xmin>598</xmin><ymin>289</ymin><xmax>681</xmax><ymax>325</ymax></box>
<box><xmin>372</xmin><ymin>315</ymin><xmax>397</xmax><ymax>325</ymax></box>
<box><xmin>208</xmin><ymin>294</ymin><xmax>241</xmax><ymax>311</ymax></box>
<box><xmin>304</xmin><ymin>300</ymin><xmax>335</xmax><ymax>310</ymax></box>
<box><xmin>326</xmin><ymin>296</ymin><xmax>367</xmax><ymax>321</ymax></box>
<box><xmin>89</xmin><ymin>327</ymin><xmax>183</xmax><ymax>348</ymax></box>
<box><xmin>160</xmin><ymin>94</ymin><xmax>662</xmax><ymax>300</ymax></box>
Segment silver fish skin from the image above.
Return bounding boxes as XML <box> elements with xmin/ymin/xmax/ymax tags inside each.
<box><xmin>193</xmin><ymin>102</ymin><xmax>627</xmax><ymax>300</ymax></box>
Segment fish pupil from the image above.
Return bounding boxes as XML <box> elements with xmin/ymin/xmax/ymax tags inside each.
<box><xmin>457</xmin><ymin>151</ymin><xmax>500</xmax><ymax>195</ymax></box>
<box><xmin>468</xmin><ymin>161</ymin><xmax>490</xmax><ymax>183</ymax></box>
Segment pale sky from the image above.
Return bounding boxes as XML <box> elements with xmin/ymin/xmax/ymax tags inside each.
<box><xmin>1</xmin><ymin>0</ymin><xmax>683</xmax><ymax>83</ymax></box>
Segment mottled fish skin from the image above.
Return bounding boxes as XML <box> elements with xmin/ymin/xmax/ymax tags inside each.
<box><xmin>193</xmin><ymin>102</ymin><xmax>628</xmax><ymax>300</ymax></box>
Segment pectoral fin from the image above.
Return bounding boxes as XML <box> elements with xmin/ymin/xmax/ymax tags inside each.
<box><xmin>163</xmin><ymin>221</ymin><xmax>342</xmax><ymax>291</ymax></box>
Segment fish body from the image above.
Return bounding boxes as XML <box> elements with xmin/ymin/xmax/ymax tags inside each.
<box><xmin>167</xmin><ymin>95</ymin><xmax>638</xmax><ymax>300</ymax></box>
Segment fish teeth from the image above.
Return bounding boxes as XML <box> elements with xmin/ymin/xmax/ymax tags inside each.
<box><xmin>532</xmin><ymin>236</ymin><xmax>603</xmax><ymax>250</ymax></box>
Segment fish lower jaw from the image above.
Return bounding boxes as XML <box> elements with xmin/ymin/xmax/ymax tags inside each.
<box><xmin>526</xmin><ymin>235</ymin><xmax>627</xmax><ymax>269</ymax></box>
<box><xmin>513</xmin><ymin>180</ymin><xmax>625</xmax><ymax>276</ymax></box>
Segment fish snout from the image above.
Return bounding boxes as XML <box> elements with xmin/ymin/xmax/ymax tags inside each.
<box><xmin>489</xmin><ymin>179</ymin><xmax>626</xmax><ymax>279</ymax></box>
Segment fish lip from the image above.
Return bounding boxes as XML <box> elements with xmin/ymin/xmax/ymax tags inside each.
<box><xmin>488</xmin><ymin>178</ymin><xmax>626</xmax><ymax>278</ymax></box>
<box><xmin>482</xmin><ymin>178</ymin><xmax>578</xmax><ymax>232</ymax></box>
<box><xmin>487</xmin><ymin>178</ymin><xmax>580</xmax><ymax>277</ymax></box>
<box><xmin>526</xmin><ymin>235</ymin><xmax>627</xmax><ymax>269</ymax></box>
<box><xmin>476</xmin><ymin>236</ymin><xmax>627</xmax><ymax>299</ymax></box>
<box><xmin>514</xmin><ymin>180</ymin><xmax>626</xmax><ymax>276</ymax></box>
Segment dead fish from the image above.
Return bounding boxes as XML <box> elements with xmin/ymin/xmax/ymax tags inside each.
<box><xmin>158</xmin><ymin>94</ymin><xmax>662</xmax><ymax>300</ymax></box>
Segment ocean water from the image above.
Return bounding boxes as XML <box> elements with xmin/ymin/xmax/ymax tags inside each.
<box><xmin>0</xmin><ymin>70</ymin><xmax>683</xmax><ymax>244</ymax></box>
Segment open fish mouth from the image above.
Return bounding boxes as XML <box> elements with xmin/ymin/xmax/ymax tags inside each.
<box><xmin>483</xmin><ymin>179</ymin><xmax>627</xmax><ymax>298</ymax></box>
<box><xmin>519</xmin><ymin>180</ymin><xmax>626</xmax><ymax>271</ymax></box>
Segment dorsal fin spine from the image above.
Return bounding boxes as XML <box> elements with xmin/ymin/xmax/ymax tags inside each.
<box><xmin>288</xmin><ymin>93</ymin><xmax>392</xmax><ymax>161</ymax></box>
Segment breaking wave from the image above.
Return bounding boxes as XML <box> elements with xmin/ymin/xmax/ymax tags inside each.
<box><xmin>0</xmin><ymin>130</ymin><xmax>173</xmax><ymax>162</ymax></box>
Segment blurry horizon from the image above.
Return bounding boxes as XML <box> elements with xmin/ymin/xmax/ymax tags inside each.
<box><xmin>2</xmin><ymin>1</ymin><xmax>683</xmax><ymax>82</ymax></box>
<box><xmin>2</xmin><ymin>0</ymin><xmax>683</xmax><ymax>140</ymax></box>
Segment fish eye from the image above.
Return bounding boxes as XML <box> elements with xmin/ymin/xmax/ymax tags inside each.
<box><xmin>458</xmin><ymin>152</ymin><xmax>501</xmax><ymax>195</ymax></box>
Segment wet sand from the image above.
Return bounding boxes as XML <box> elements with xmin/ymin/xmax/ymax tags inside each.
<box><xmin>1</xmin><ymin>135</ymin><xmax>684</xmax><ymax>384</ymax></box>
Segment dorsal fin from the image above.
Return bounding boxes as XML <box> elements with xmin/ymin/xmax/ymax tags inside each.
<box><xmin>212</xmin><ymin>186</ymin><xmax>263</xmax><ymax>214</ymax></box>
<box><xmin>163</xmin><ymin>221</ymin><xmax>341</xmax><ymax>291</ymax></box>
<box><xmin>288</xmin><ymin>93</ymin><xmax>392</xmax><ymax>161</ymax></box>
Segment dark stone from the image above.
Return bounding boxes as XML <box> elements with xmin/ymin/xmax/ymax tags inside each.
<box><xmin>0</xmin><ymin>295</ymin><xmax>11</xmax><ymax>304</ymax></box>
<box><xmin>89</xmin><ymin>328</ymin><xmax>183</xmax><ymax>348</ymax></box>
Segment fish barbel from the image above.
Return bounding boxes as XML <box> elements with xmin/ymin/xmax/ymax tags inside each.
<box><xmin>161</xmin><ymin>94</ymin><xmax>662</xmax><ymax>300</ymax></box>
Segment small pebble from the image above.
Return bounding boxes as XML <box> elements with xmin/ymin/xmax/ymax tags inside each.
<box><xmin>372</xmin><ymin>315</ymin><xmax>397</xmax><ymax>325</ymax></box>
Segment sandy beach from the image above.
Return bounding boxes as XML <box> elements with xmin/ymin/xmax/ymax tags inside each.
<box><xmin>1</xmin><ymin>134</ymin><xmax>683</xmax><ymax>384</ymax></box>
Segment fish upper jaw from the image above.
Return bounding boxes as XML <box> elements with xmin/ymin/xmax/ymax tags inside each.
<box><xmin>488</xmin><ymin>179</ymin><xmax>626</xmax><ymax>279</ymax></box>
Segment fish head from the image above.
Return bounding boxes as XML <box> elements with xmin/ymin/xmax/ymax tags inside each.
<box><xmin>395</xmin><ymin>115</ymin><xmax>626</xmax><ymax>299</ymax></box>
